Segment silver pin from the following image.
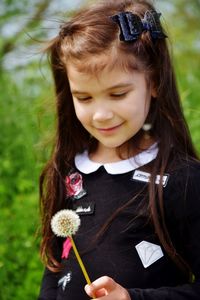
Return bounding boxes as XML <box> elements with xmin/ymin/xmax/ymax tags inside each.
<box><xmin>58</xmin><ymin>272</ymin><xmax>72</xmax><ymax>291</ymax></box>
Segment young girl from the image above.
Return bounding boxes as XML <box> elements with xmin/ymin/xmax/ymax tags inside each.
<box><xmin>38</xmin><ymin>0</ymin><xmax>200</xmax><ymax>299</ymax></box>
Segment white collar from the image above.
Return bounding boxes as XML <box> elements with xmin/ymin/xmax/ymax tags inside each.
<box><xmin>75</xmin><ymin>143</ymin><xmax>158</xmax><ymax>175</ymax></box>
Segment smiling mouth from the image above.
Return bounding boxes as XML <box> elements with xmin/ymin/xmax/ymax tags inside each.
<box><xmin>97</xmin><ymin>124</ymin><xmax>123</xmax><ymax>132</ymax></box>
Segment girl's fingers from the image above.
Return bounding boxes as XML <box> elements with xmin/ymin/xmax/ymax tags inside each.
<box><xmin>85</xmin><ymin>276</ymin><xmax>116</xmax><ymax>297</ymax></box>
<box><xmin>93</xmin><ymin>288</ymin><xmax>108</xmax><ymax>298</ymax></box>
<box><xmin>85</xmin><ymin>276</ymin><xmax>131</xmax><ymax>300</ymax></box>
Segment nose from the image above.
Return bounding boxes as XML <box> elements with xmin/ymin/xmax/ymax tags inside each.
<box><xmin>93</xmin><ymin>107</ymin><xmax>114</xmax><ymax>122</ymax></box>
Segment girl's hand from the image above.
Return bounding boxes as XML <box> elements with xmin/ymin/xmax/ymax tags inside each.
<box><xmin>85</xmin><ymin>276</ymin><xmax>131</xmax><ymax>300</ymax></box>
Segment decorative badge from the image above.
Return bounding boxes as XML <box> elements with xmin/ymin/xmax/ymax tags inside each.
<box><xmin>132</xmin><ymin>170</ymin><xmax>169</xmax><ymax>187</ymax></box>
<box><xmin>65</xmin><ymin>172</ymin><xmax>87</xmax><ymax>200</ymax></box>
<box><xmin>135</xmin><ymin>240</ymin><xmax>164</xmax><ymax>268</ymax></box>
<box><xmin>73</xmin><ymin>201</ymin><xmax>95</xmax><ymax>216</ymax></box>
<box><xmin>58</xmin><ymin>272</ymin><xmax>72</xmax><ymax>291</ymax></box>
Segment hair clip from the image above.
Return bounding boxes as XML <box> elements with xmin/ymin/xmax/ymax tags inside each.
<box><xmin>111</xmin><ymin>10</ymin><xmax>167</xmax><ymax>42</ymax></box>
<box><xmin>142</xmin><ymin>10</ymin><xmax>167</xmax><ymax>39</ymax></box>
<box><xmin>111</xmin><ymin>12</ymin><xmax>143</xmax><ymax>42</ymax></box>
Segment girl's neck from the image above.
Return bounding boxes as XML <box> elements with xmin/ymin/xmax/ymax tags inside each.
<box><xmin>89</xmin><ymin>147</ymin><xmax>124</xmax><ymax>163</ymax></box>
<box><xmin>89</xmin><ymin>138</ymin><xmax>155</xmax><ymax>164</ymax></box>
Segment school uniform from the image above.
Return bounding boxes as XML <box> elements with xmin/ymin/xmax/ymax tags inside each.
<box><xmin>38</xmin><ymin>144</ymin><xmax>200</xmax><ymax>300</ymax></box>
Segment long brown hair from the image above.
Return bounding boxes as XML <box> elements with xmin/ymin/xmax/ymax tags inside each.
<box><xmin>39</xmin><ymin>0</ymin><xmax>198</xmax><ymax>278</ymax></box>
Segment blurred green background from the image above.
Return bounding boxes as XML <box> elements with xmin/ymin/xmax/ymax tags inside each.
<box><xmin>0</xmin><ymin>0</ymin><xmax>200</xmax><ymax>299</ymax></box>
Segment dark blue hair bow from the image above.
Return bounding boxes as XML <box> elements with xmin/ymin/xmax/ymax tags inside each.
<box><xmin>111</xmin><ymin>10</ymin><xmax>167</xmax><ymax>42</ymax></box>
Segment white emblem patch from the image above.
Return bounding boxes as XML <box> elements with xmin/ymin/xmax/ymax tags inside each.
<box><xmin>132</xmin><ymin>170</ymin><xmax>169</xmax><ymax>187</ymax></box>
<box><xmin>58</xmin><ymin>272</ymin><xmax>72</xmax><ymax>291</ymax></box>
<box><xmin>135</xmin><ymin>241</ymin><xmax>164</xmax><ymax>268</ymax></box>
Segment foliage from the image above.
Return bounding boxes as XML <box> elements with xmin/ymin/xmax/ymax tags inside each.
<box><xmin>0</xmin><ymin>0</ymin><xmax>200</xmax><ymax>299</ymax></box>
<box><xmin>0</xmin><ymin>194</ymin><xmax>42</xmax><ymax>300</ymax></box>
<box><xmin>166</xmin><ymin>0</ymin><xmax>200</xmax><ymax>151</ymax></box>
<box><xmin>0</xmin><ymin>64</ymin><xmax>55</xmax><ymax>299</ymax></box>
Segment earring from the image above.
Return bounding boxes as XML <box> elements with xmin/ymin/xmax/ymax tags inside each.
<box><xmin>142</xmin><ymin>123</ymin><xmax>152</xmax><ymax>139</ymax></box>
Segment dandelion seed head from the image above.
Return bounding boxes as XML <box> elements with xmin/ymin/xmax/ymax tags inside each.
<box><xmin>51</xmin><ymin>209</ymin><xmax>81</xmax><ymax>238</ymax></box>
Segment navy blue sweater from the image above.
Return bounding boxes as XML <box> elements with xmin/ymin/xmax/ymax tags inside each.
<box><xmin>38</xmin><ymin>159</ymin><xmax>200</xmax><ymax>300</ymax></box>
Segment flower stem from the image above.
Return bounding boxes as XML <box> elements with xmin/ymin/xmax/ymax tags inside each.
<box><xmin>69</xmin><ymin>236</ymin><xmax>95</xmax><ymax>298</ymax></box>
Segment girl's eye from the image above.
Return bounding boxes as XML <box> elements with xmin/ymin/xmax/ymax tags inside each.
<box><xmin>110</xmin><ymin>92</ymin><xmax>127</xmax><ymax>98</ymax></box>
<box><xmin>76</xmin><ymin>96</ymin><xmax>91</xmax><ymax>102</ymax></box>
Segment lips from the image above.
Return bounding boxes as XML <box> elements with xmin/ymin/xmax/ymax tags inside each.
<box><xmin>97</xmin><ymin>123</ymin><xmax>123</xmax><ymax>132</ymax></box>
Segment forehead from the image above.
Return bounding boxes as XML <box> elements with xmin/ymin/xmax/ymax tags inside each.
<box><xmin>66</xmin><ymin>59</ymin><xmax>147</xmax><ymax>94</ymax></box>
<box><xmin>65</xmin><ymin>46</ymin><xmax>142</xmax><ymax>78</ymax></box>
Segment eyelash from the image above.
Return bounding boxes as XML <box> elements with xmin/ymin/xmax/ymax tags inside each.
<box><xmin>76</xmin><ymin>96</ymin><xmax>91</xmax><ymax>102</ymax></box>
<box><xmin>111</xmin><ymin>92</ymin><xmax>127</xmax><ymax>98</ymax></box>
<box><xmin>76</xmin><ymin>92</ymin><xmax>127</xmax><ymax>102</ymax></box>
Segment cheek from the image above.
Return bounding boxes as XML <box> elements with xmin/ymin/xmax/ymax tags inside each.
<box><xmin>73</xmin><ymin>103</ymin><xmax>89</xmax><ymax>125</ymax></box>
<box><xmin>136</xmin><ymin>93</ymin><xmax>151</xmax><ymax>116</ymax></box>
<box><xmin>125</xmin><ymin>97</ymin><xmax>151</xmax><ymax>123</ymax></box>
<box><xmin>124</xmin><ymin>102</ymin><xmax>147</xmax><ymax>118</ymax></box>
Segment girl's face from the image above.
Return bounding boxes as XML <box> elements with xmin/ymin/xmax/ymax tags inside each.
<box><xmin>67</xmin><ymin>62</ymin><xmax>153</xmax><ymax>158</ymax></box>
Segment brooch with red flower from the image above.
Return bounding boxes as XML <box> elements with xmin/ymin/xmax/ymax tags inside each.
<box><xmin>65</xmin><ymin>172</ymin><xmax>86</xmax><ymax>200</ymax></box>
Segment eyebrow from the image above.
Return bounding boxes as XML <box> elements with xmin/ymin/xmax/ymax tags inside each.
<box><xmin>71</xmin><ymin>82</ymin><xmax>133</xmax><ymax>95</ymax></box>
